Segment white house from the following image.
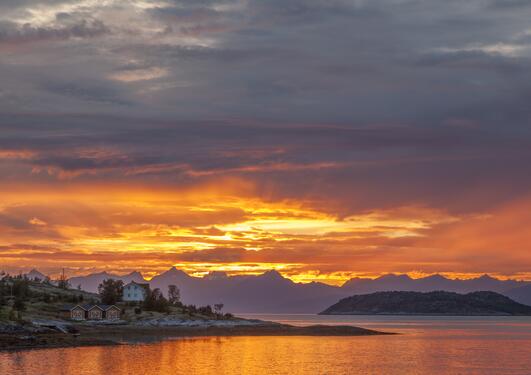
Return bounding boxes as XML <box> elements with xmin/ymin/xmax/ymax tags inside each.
<box><xmin>123</xmin><ymin>281</ymin><xmax>149</xmax><ymax>302</ymax></box>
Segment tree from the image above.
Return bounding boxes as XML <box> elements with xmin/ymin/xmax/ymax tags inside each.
<box><xmin>0</xmin><ymin>279</ymin><xmax>6</xmax><ymax>304</ymax></box>
<box><xmin>98</xmin><ymin>279</ymin><xmax>124</xmax><ymax>305</ymax></box>
<box><xmin>214</xmin><ymin>303</ymin><xmax>224</xmax><ymax>315</ymax></box>
<box><xmin>143</xmin><ymin>288</ymin><xmax>170</xmax><ymax>313</ymax></box>
<box><xmin>57</xmin><ymin>270</ymin><xmax>70</xmax><ymax>290</ymax></box>
<box><xmin>168</xmin><ymin>284</ymin><xmax>181</xmax><ymax>305</ymax></box>
<box><xmin>14</xmin><ymin>297</ymin><xmax>26</xmax><ymax>311</ymax></box>
<box><xmin>12</xmin><ymin>278</ymin><xmax>31</xmax><ymax>299</ymax></box>
<box><xmin>198</xmin><ymin>305</ymin><xmax>213</xmax><ymax>316</ymax></box>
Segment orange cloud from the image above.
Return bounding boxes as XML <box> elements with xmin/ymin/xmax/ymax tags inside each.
<box><xmin>416</xmin><ymin>196</ymin><xmax>531</xmax><ymax>276</ymax></box>
<box><xmin>1</xmin><ymin>180</ymin><xmax>530</xmax><ymax>283</ymax></box>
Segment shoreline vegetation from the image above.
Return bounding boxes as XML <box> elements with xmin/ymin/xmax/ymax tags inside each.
<box><xmin>0</xmin><ymin>273</ymin><xmax>390</xmax><ymax>351</ymax></box>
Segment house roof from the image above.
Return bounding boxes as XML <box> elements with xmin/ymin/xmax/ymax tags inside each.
<box><xmin>125</xmin><ymin>281</ymin><xmax>150</xmax><ymax>289</ymax></box>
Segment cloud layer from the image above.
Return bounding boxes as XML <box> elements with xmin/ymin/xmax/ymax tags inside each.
<box><xmin>1</xmin><ymin>0</ymin><xmax>531</xmax><ymax>281</ymax></box>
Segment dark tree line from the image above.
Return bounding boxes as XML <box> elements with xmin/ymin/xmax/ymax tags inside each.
<box><xmin>0</xmin><ymin>274</ymin><xmax>89</xmax><ymax>314</ymax></box>
<box><xmin>95</xmin><ymin>281</ymin><xmax>231</xmax><ymax>318</ymax></box>
<box><xmin>0</xmin><ymin>275</ymin><xmax>31</xmax><ymax>312</ymax></box>
<box><xmin>98</xmin><ymin>279</ymin><xmax>124</xmax><ymax>305</ymax></box>
<box><xmin>143</xmin><ymin>288</ymin><xmax>170</xmax><ymax>313</ymax></box>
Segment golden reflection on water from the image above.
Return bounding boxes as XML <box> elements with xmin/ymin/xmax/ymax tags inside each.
<box><xmin>1</xmin><ymin>332</ymin><xmax>531</xmax><ymax>375</ymax></box>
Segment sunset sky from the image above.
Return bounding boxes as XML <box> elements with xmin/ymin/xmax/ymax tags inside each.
<box><xmin>1</xmin><ymin>0</ymin><xmax>531</xmax><ymax>283</ymax></box>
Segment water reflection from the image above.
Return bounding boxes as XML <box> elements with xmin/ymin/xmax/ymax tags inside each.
<box><xmin>1</xmin><ymin>317</ymin><xmax>531</xmax><ymax>375</ymax></box>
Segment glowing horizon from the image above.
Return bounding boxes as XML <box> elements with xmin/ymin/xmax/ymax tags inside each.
<box><xmin>1</xmin><ymin>0</ymin><xmax>531</xmax><ymax>284</ymax></box>
<box><xmin>2</xmin><ymin>181</ymin><xmax>531</xmax><ymax>284</ymax></box>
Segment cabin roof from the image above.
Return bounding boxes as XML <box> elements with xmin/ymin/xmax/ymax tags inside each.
<box><xmin>60</xmin><ymin>304</ymin><xmax>120</xmax><ymax>312</ymax></box>
<box><xmin>82</xmin><ymin>304</ymin><xmax>104</xmax><ymax>311</ymax></box>
<box><xmin>98</xmin><ymin>304</ymin><xmax>120</xmax><ymax>311</ymax></box>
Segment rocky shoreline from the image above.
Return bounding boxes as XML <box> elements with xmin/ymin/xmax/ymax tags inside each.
<box><xmin>0</xmin><ymin>319</ymin><xmax>391</xmax><ymax>351</ymax></box>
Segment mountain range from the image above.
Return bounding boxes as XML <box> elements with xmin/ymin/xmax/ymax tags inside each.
<box><xmin>68</xmin><ymin>271</ymin><xmax>145</xmax><ymax>293</ymax></box>
<box><xmin>22</xmin><ymin>268</ymin><xmax>531</xmax><ymax>313</ymax></box>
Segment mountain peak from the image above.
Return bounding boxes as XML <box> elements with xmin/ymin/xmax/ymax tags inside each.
<box><xmin>423</xmin><ymin>274</ymin><xmax>448</xmax><ymax>281</ymax></box>
<box><xmin>167</xmin><ymin>266</ymin><xmax>184</xmax><ymax>274</ymax></box>
<box><xmin>204</xmin><ymin>271</ymin><xmax>229</xmax><ymax>280</ymax></box>
<box><xmin>93</xmin><ymin>271</ymin><xmax>113</xmax><ymax>277</ymax></box>
<box><xmin>377</xmin><ymin>273</ymin><xmax>412</xmax><ymax>281</ymax></box>
<box><xmin>124</xmin><ymin>271</ymin><xmax>145</xmax><ymax>282</ymax></box>
<box><xmin>157</xmin><ymin>267</ymin><xmax>191</xmax><ymax>279</ymax></box>
<box><xmin>26</xmin><ymin>269</ymin><xmax>46</xmax><ymax>280</ymax></box>
<box><xmin>127</xmin><ymin>271</ymin><xmax>143</xmax><ymax>277</ymax></box>
<box><xmin>261</xmin><ymin>270</ymin><xmax>284</xmax><ymax>280</ymax></box>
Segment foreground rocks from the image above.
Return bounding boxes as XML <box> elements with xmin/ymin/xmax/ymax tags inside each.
<box><xmin>0</xmin><ymin>318</ymin><xmax>390</xmax><ymax>351</ymax></box>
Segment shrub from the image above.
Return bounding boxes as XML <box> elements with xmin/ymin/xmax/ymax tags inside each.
<box><xmin>98</xmin><ymin>279</ymin><xmax>124</xmax><ymax>305</ymax></box>
<box><xmin>143</xmin><ymin>288</ymin><xmax>170</xmax><ymax>313</ymax></box>
<box><xmin>14</xmin><ymin>298</ymin><xmax>26</xmax><ymax>312</ymax></box>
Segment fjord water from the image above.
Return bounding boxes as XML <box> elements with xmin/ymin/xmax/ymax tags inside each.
<box><xmin>2</xmin><ymin>316</ymin><xmax>531</xmax><ymax>375</ymax></box>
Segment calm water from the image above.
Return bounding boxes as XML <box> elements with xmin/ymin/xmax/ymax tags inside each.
<box><xmin>1</xmin><ymin>315</ymin><xmax>531</xmax><ymax>375</ymax></box>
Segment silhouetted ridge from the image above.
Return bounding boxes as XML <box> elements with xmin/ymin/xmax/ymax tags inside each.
<box><xmin>67</xmin><ymin>269</ymin><xmax>531</xmax><ymax>313</ymax></box>
<box><xmin>320</xmin><ymin>291</ymin><xmax>531</xmax><ymax>316</ymax></box>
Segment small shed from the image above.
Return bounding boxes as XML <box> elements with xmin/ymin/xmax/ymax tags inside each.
<box><xmin>60</xmin><ymin>305</ymin><xmax>86</xmax><ymax>320</ymax></box>
<box><xmin>85</xmin><ymin>305</ymin><xmax>104</xmax><ymax>320</ymax></box>
<box><xmin>60</xmin><ymin>304</ymin><xmax>122</xmax><ymax>321</ymax></box>
<box><xmin>102</xmin><ymin>305</ymin><xmax>121</xmax><ymax>320</ymax></box>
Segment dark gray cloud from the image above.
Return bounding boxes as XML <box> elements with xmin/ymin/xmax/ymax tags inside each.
<box><xmin>0</xmin><ymin>19</ymin><xmax>110</xmax><ymax>44</ymax></box>
<box><xmin>0</xmin><ymin>113</ymin><xmax>530</xmax><ymax>217</ymax></box>
<box><xmin>41</xmin><ymin>80</ymin><xmax>131</xmax><ymax>105</ymax></box>
<box><xmin>1</xmin><ymin>0</ymin><xmax>531</xmax><ymax>216</ymax></box>
<box><xmin>488</xmin><ymin>0</ymin><xmax>531</xmax><ymax>10</ymax></box>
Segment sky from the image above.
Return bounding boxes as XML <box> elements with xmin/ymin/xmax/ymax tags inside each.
<box><xmin>1</xmin><ymin>0</ymin><xmax>531</xmax><ymax>284</ymax></box>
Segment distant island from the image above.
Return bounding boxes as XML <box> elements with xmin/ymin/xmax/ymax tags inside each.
<box><xmin>320</xmin><ymin>291</ymin><xmax>531</xmax><ymax>316</ymax></box>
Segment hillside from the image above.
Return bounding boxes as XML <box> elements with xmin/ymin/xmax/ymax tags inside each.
<box><xmin>320</xmin><ymin>291</ymin><xmax>531</xmax><ymax>316</ymax></box>
<box><xmin>0</xmin><ymin>278</ymin><xmax>100</xmax><ymax>322</ymax></box>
